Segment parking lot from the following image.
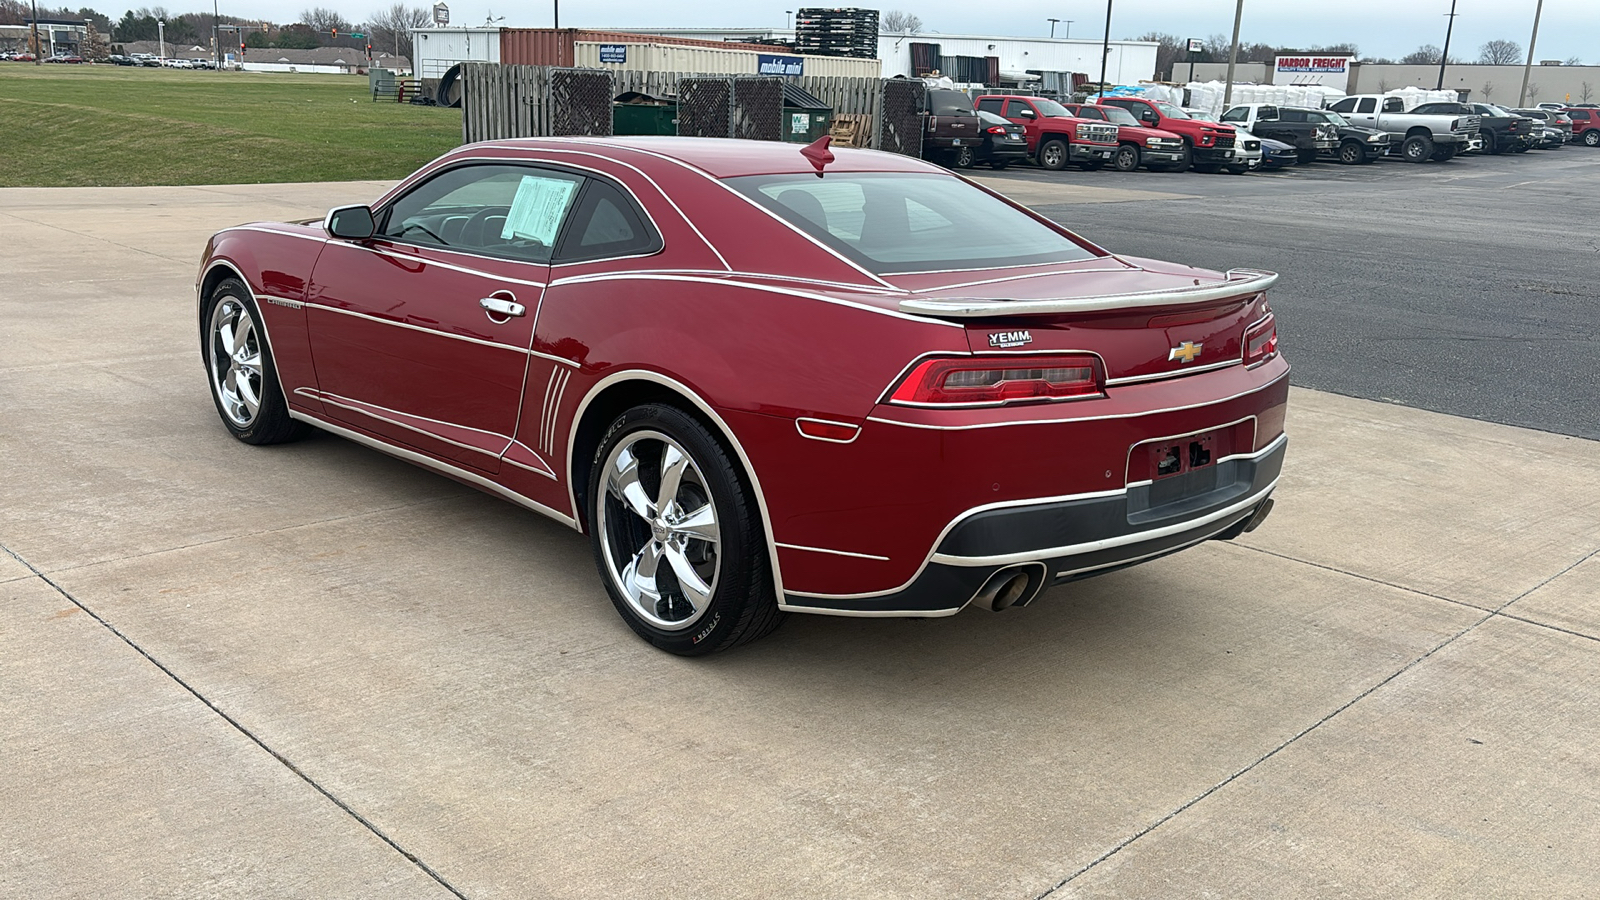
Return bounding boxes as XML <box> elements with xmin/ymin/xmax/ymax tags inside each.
<box><xmin>3</xmin><ymin>158</ymin><xmax>1598</xmax><ymax>899</ymax></box>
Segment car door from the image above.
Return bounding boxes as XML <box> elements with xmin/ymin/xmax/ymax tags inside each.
<box><xmin>305</xmin><ymin>162</ymin><xmax>585</xmax><ymax>474</ymax></box>
<box><xmin>1001</xmin><ymin>99</ymin><xmax>1041</xmax><ymax>149</ymax></box>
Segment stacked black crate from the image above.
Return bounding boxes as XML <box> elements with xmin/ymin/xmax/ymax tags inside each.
<box><xmin>794</xmin><ymin>8</ymin><xmax>880</xmax><ymax>59</ymax></box>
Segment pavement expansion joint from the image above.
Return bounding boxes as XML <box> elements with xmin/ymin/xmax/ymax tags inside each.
<box><xmin>0</xmin><ymin>539</ymin><xmax>474</xmax><ymax>900</ymax></box>
<box><xmin>1031</xmin><ymin>543</ymin><xmax>1600</xmax><ymax>899</ymax></box>
<box><xmin>0</xmin><ymin>210</ymin><xmax>194</xmax><ymax>265</ymax></box>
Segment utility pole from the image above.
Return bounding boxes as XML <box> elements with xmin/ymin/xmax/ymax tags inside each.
<box><xmin>158</xmin><ymin>18</ymin><xmax>165</xmax><ymax>61</ymax></box>
<box><xmin>1096</xmin><ymin>0</ymin><xmax>1112</xmax><ymax>99</ymax></box>
<box><xmin>553</xmin><ymin>0</ymin><xmax>558</xmax><ymax>30</ymax></box>
<box><xmin>212</xmin><ymin>0</ymin><xmax>219</xmax><ymax>71</ymax></box>
<box><xmin>30</xmin><ymin>0</ymin><xmax>41</xmax><ymax>64</ymax></box>
<box><xmin>1223</xmin><ymin>0</ymin><xmax>1245</xmax><ymax>107</ymax></box>
<box><xmin>1517</xmin><ymin>0</ymin><xmax>1544</xmax><ymax>107</ymax></box>
<box><xmin>1048</xmin><ymin>18</ymin><xmax>1059</xmax><ymax>39</ymax></box>
<box><xmin>1064</xmin><ymin>21</ymin><xmax>1072</xmax><ymax>39</ymax></box>
<box><xmin>1437</xmin><ymin>0</ymin><xmax>1458</xmax><ymax>91</ymax></box>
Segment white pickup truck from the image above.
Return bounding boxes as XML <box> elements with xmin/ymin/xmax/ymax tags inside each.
<box><xmin>1324</xmin><ymin>95</ymin><xmax>1479</xmax><ymax>163</ymax></box>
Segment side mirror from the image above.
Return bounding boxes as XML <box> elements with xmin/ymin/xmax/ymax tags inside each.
<box><xmin>1018</xmin><ymin>108</ymin><xmax>1036</xmax><ymax>118</ymax></box>
<box><xmin>1140</xmin><ymin>110</ymin><xmax>1157</xmax><ymax>123</ymax></box>
<box><xmin>325</xmin><ymin>205</ymin><xmax>375</xmax><ymax>240</ymax></box>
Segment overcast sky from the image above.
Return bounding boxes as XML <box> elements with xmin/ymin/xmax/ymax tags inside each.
<box><xmin>238</xmin><ymin>0</ymin><xmax>1592</xmax><ymax>64</ymax></box>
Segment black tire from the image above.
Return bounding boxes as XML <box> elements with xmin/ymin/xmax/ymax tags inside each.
<box><xmin>201</xmin><ymin>278</ymin><xmax>306</xmax><ymax>445</ymax></box>
<box><xmin>436</xmin><ymin>63</ymin><xmax>462</xmax><ymax>108</ymax></box>
<box><xmin>1584</xmin><ymin>130</ymin><xmax>1600</xmax><ymax>147</ymax></box>
<box><xmin>1338</xmin><ymin>141</ymin><xmax>1365</xmax><ymax>164</ymax></box>
<box><xmin>587</xmin><ymin>403</ymin><xmax>783</xmax><ymax>655</ymax></box>
<box><xmin>1296</xmin><ymin>148</ymin><xmax>1319</xmax><ymax>164</ymax></box>
<box><xmin>1176</xmin><ymin>140</ymin><xmax>1193</xmax><ymax>171</ymax></box>
<box><xmin>1113</xmin><ymin>144</ymin><xmax>1140</xmax><ymax>172</ymax></box>
<box><xmin>1430</xmin><ymin>144</ymin><xmax>1457</xmax><ymax>162</ymax></box>
<box><xmin>1401</xmin><ymin>134</ymin><xmax>1433</xmax><ymax>163</ymax></box>
<box><xmin>1511</xmin><ymin>143</ymin><xmax>1530</xmax><ymax>153</ymax></box>
<box><xmin>952</xmin><ymin>145</ymin><xmax>976</xmax><ymax>169</ymax></box>
<box><xmin>1079</xmin><ymin>160</ymin><xmax>1106</xmax><ymax>171</ymax></box>
<box><xmin>1038</xmin><ymin>138</ymin><xmax>1070</xmax><ymax>170</ymax></box>
<box><xmin>988</xmin><ymin>159</ymin><xmax>1010</xmax><ymax>170</ymax></box>
<box><xmin>1482</xmin><ymin>131</ymin><xmax>1499</xmax><ymax>154</ymax></box>
<box><xmin>1192</xmin><ymin>163</ymin><xmax>1221</xmax><ymax>174</ymax></box>
<box><xmin>1225</xmin><ymin>164</ymin><xmax>1249</xmax><ymax>174</ymax></box>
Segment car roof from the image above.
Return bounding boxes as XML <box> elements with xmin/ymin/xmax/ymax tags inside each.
<box><xmin>460</xmin><ymin>136</ymin><xmax>942</xmax><ymax>179</ymax></box>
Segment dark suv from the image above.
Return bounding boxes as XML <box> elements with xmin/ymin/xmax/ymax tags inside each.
<box><xmin>922</xmin><ymin>90</ymin><xmax>981</xmax><ymax>165</ymax></box>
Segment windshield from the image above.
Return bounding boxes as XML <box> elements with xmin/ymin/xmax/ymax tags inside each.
<box><xmin>729</xmin><ymin>172</ymin><xmax>1100</xmax><ymax>274</ymax></box>
<box><xmin>1152</xmin><ymin>101</ymin><xmax>1191</xmax><ymax>119</ymax></box>
<box><xmin>1032</xmin><ymin>98</ymin><xmax>1073</xmax><ymax>118</ymax></box>
<box><xmin>1099</xmin><ymin>106</ymin><xmax>1140</xmax><ymax>126</ymax></box>
<box><xmin>1186</xmin><ymin>109</ymin><xmax>1219</xmax><ymax>122</ymax></box>
<box><xmin>928</xmin><ymin>90</ymin><xmax>974</xmax><ymax>116</ymax></box>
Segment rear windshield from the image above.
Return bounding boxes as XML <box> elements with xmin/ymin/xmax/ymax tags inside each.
<box><xmin>928</xmin><ymin>90</ymin><xmax>974</xmax><ymax>115</ymax></box>
<box><xmin>728</xmin><ymin>172</ymin><xmax>1099</xmax><ymax>274</ymax></box>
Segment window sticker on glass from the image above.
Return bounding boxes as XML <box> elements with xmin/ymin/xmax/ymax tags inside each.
<box><xmin>501</xmin><ymin>175</ymin><xmax>580</xmax><ymax>245</ymax></box>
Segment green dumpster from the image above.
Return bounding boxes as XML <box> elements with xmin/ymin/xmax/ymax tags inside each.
<box><xmin>613</xmin><ymin>91</ymin><xmax>677</xmax><ymax>136</ymax></box>
<box><xmin>781</xmin><ymin>82</ymin><xmax>832</xmax><ymax>143</ymax></box>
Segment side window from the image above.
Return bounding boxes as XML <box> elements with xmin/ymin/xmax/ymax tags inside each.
<box><xmin>1007</xmin><ymin>100</ymin><xmax>1037</xmax><ymax>119</ymax></box>
<box><xmin>1220</xmin><ymin>107</ymin><xmax>1247</xmax><ymax>122</ymax></box>
<box><xmin>380</xmin><ymin>164</ymin><xmax>582</xmax><ymax>264</ymax></box>
<box><xmin>1382</xmin><ymin>98</ymin><xmax>1403</xmax><ymax>113</ymax></box>
<box><xmin>1279</xmin><ymin>109</ymin><xmax>1304</xmax><ymax>122</ymax></box>
<box><xmin>1329</xmin><ymin>98</ymin><xmax>1356</xmax><ymax>113</ymax></box>
<box><xmin>1356</xmin><ymin>98</ymin><xmax>1376</xmax><ymax>113</ymax></box>
<box><xmin>554</xmin><ymin>179</ymin><xmax>661</xmax><ymax>263</ymax></box>
<box><xmin>1259</xmin><ymin>105</ymin><xmax>1281</xmax><ymax>121</ymax></box>
<box><xmin>1571</xmin><ymin>110</ymin><xmax>1591</xmax><ymax>120</ymax></box>
<box><xmin>976</xmin><ymin>98</ymin><xmax>1003</xmax><ymax>114</ymax></box>
<box><xmin>1082</xmin><ymin>108</ymin><xmax>1106</xmax><ymax>120</ymax></box>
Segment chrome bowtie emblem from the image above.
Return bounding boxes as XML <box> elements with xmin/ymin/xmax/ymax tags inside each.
<box><xmin>1169</xmin><ymin>341</ymin><xmax>1203</xmax><ymax>364</ymax></box>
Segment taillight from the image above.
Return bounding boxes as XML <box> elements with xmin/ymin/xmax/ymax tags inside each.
<box><xmin>986</xmin><ymin>125</ymin><xmax>1008</xmax><ymax>135</ymax></box>
<box><xmin>889</xmin><ymin>355</ymin><xmax>1103</xmax><ymax>406</ymax></box>
<box><xmin>1243</xmin><ymin>314</ymin><xmax>1278</xmax><ymax>367</ymax></box>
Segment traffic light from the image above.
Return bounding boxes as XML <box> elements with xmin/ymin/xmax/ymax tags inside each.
<box><xmin>239</xmin><ymin>41</ymin><xmax>245</xmax><ymax>57</ymax></box>
<box><xmin>331</xmin><ymin>27</ymin><xmax>337</xmax><ymax>38</ymax></box>
<box><xmin>365</xmin><ymin>42</ymin><xmax>371</xmax><ymax>53</ymax></box>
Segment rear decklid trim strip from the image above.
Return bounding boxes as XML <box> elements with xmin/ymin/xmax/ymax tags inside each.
<box><xmin>898</xmin><ymin>268</ymin><xmax>1278</xmax><ymax>318</ymax></box>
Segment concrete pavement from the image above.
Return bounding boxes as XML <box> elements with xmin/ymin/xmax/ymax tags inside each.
<box><xmin>2</xmin><ymin>182</ymin><xmax>1597</xmax><ymax>899</ymax></box>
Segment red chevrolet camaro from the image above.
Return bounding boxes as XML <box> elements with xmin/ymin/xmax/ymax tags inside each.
<box><xmin>197</xmin><ymin>137</ymin><xmax>1287</xmax><ymax>654</ymax></box>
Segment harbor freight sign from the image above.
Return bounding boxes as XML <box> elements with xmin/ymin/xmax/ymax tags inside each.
<box><xmin>757</xmin><ymin>53</ymin><xmax>804</xmax><ymax>76</ymax></box>
<box><xmin>1272</xmin><ymin>55</ymin><xmax>1353</xmax><ymax>90</ymax></box>
<box><xmin>599</xmin><ymin>44</ymin><xmax>626</xmax><ymax>63</ymax></box>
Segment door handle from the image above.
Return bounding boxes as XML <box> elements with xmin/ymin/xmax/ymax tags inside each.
<box><xmin>480</xmin><ymin>296</ymin><xmax>526</xmax><ymax>318</ymax></box>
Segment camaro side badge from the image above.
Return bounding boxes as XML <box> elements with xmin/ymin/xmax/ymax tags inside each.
<box><xmin>989</xmin><ymin>330</ymin><xmax>1032</xmax><ymax>349</ymax></box>
<box><xmin>1169</xmin><ymin>341</ymin><xmax>1203</xmax><ymax>364</ymax></box>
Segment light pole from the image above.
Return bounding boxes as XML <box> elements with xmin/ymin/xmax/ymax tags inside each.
<box><xmin>157</xmin><ymin>18</ymin><xmax>165</xmax><ymax>61</ymax></box>
<box><xmin>212</xmin><ymin>0</ymin><xmax>219</xmax><ymax>71</ymax></box>
<box><xmin>1064</xmin><ymin>20</ymin><xmax>1073</xmax><ymax>39</ymax></box>
<box><xmin>30</xmin><ymin>0</ymin><xmax>41</xmax><ymax>64</ymax></box>
<box><xmin>1096</xmin><ymin>0</ymin><xmax>1112</xmax><ymax>98</ymax></box>
<box><xmin>785</xmin><ymin>10</ymin><xmax>792</xmax><ymax>29</ymax></box>
<box><xmin>1048</xmin><ymin>18</ymin><xmax>1059</xmax><ymax>38</ymax></box>
<box><xmin>1517</xmin><ymin>0</ymin><xmax>1544</xmax><ymax>107</ymax></box>
<box><xmin>1223</xmin><ymin>0</ymin><xmax>1245</xmax><ymax>107</ymax></box>
<box><xmin>1437</xmin><ymin>0</ymin><xmax>1458</xmax><ymax>91</ymax></box>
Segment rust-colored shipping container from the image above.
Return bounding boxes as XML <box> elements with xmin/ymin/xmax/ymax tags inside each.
<box><xmin>500</xmin><ymin>29</ymin><xmax>777</xmax><ymax>67</ymax></box>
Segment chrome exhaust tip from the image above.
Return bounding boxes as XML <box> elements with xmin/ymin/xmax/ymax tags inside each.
<box><xmin>969</xmin><ymin>565</ymin><xmax>1045</xmax><ymax>612</ymax></box>
<box><xmin>1243</xmin><ymin>497</ymin><xmax>1275</xmax><ymax>533</ymax></box>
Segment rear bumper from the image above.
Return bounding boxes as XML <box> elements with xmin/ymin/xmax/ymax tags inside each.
<box><xmin>782</xmin><ymin>434</ymin><xmax>1287</xmax><ymax>616</ymax></box>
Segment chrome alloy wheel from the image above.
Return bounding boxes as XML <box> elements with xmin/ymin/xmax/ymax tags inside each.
<box><xmin>597</xmin><ymin>430</ymin><xmax>722</xmax><ymax>631</ymax></box>
<box><xmin>207</xmin><ymin>295</ymin><xmax>262</xmax><ymax>427</ymax></box>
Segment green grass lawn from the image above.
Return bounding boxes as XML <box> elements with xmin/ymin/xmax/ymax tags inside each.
<box><xmin>0</xmin><ymin>64</ymin><xmax>462</xmax><ymax>186</ymax></box>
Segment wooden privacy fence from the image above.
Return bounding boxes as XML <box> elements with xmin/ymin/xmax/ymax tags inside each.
<box><xmin>462</xmin><ymin>62</ymin><xmax>922</xmax><ymax>155</ymax></box>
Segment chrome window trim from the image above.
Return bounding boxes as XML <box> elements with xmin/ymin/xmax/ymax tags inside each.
<box><xmin>866</xmin><ymin>366</ymin><xmax>1289</xmax><ymax>431</ymax></box>
<box><xmin>365</xmin><ymin>157</ymin><xmax>669</xmax><ymax>271</ymax></box>
<box><xmin>775</xmin><ymin>542</ymin><xmax>890</xmax><ymax>561</ymax></box>
<box><xmin>786</xmin><ymin>436</ymin><xmax>1286</xmax><ymax>601</ymax></box>
<box><xmin>287</xmin><ymin>409</ymin><xmax>578</xmax><ymax>529</ymax></box>
<box><xmin>563</xmin><ymin>369</ymin><xmax>787</xmax><ymax>602</ymax></box>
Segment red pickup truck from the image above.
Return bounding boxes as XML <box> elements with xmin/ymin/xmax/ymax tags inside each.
<box><xmin>1099</xmin><ymin>96</ymin><xmax>1240</xmax><ymax>172</ymax></box>
<box><xmin>1061</xmin><ymin>102</ymin><xmax>1189</xmax><ymax>172</ymax></box>
<box><xmin>974</xmin><ymin>95</ymin><xmax>1120</xmax><ymax>171</ymax></box>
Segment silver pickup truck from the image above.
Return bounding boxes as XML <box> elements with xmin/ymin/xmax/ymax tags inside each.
<box><xmin>1325</xmin><ymin>95</ymin><xmax>1479</xmax><ymax>163</ymax></box>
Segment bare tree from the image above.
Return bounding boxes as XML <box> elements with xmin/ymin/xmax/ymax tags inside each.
<box><xmin>1378</xmin><ymin>79</ymin><xmax>1392</xmax><ymax>92</ymax></box>
<box><xmin>879</xmin><ymin>10</ymin><xmax>921</xmax><ymax>34</ymax></box>
<box><xmin>1583</xmin><ymin>81</ymin><xmax>1595</xmax><ymax>104</ymax></box>
<box><xmin>1564</xmin><ymin>56</ymin><xmax>1582</xmax><ymax>66</ymax></box>
<box><xmin>1526</xmin><ymin>81</ymin><xmax>1541</xmax><ymax>102</ymax></box>
<box><xmin>1481</xmin><ymin>81</ymin><xmax>1494</xmax><ymax>101</ymax></box>
<box><xmin>300</xmin><ymin>6</ymin><xmax>352</xmax><ymax>34</ymax></box>
<box><xmin>366</xmin><ymin>2</ymin><xmax>429</xmax><ymax>58</ymax></box>
<box><xmin>1478</xmin><ymin>39</ymin><xmax>1521</xmax><ymax>65</ymax></box>
<box><xmin>1401</xmin><ymin>44</ymin><xmax>1443</xmax><ymax>65</ymax></box>
<box><xmin>1133</xmin><ymin>31</ymin><xmax>1183</xmax><ymax>80</ymax></box>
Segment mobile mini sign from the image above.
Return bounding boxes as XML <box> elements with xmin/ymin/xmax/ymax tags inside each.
<box><xmin>757</xmin><ymin>53</ymin><xmax>804</xmax><ymax>76</ymax></box>
<box><xmin>1273</xmin><ymin>55</ymin><xmax>1353</xmax><ymax>90</ymax></box>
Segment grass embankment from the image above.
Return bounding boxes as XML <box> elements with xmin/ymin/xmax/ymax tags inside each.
<box><xmin>0</xmin><ymin>65</ymin><xmax>462</xmax><ymax>186</ymax></box>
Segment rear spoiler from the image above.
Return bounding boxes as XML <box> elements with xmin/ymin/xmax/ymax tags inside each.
<box><xmin>898</xmin><ymin>268</ymin><xmax>1279</xmax><ymax>318</ymax></box>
